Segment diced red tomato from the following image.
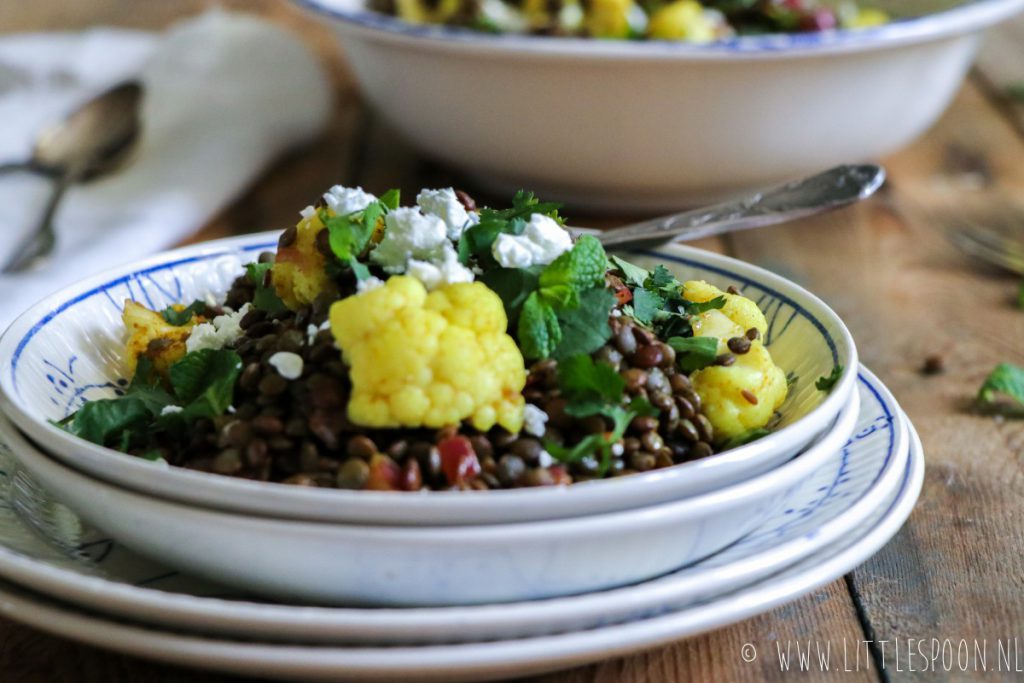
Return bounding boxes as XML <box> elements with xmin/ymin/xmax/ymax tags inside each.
<box><xmin>439</xmin><ymin>436</ymin><xmax>481</xmax><ymax>486</ymax></box>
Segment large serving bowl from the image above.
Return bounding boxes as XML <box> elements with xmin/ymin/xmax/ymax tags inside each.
<box><xmin>0</xmin><ymin>397</ymin><xmax>856</xmax><ymax>605</ymax></box>
<box><xmin>294</xmin><ymin>0</ymin><xmax>1023</xmax><ymax>210</ymax></box>
<box><xmin>0</xmin><ymin>233</ymin><xmax>857</xmax><ymax>525</ymax></box>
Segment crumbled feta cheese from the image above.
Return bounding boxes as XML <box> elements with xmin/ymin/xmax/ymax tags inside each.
<box><xmin>323</xmin><ymin>185</ymin><xmax>376</xmax><ymax>216</ymax></box>
<box><xmin>537</xmin><ymin>449</ymin><xmax>555</xmax><ymax>468</ymax></box>
<box><xmin>491</xmin><ymin>214</ymin><xmax>573</xmax><ymax>268</ymax></box>
<box><xmin>356</xmin><ymin>276</ymin><xmax>385</xmax><ymax>293</ymax></box>
<box><xmin>268</xmin><ymin>351</ymin><xmax>304</xmax><ymax>380</ymax></box>
<box><xmin>611</xmin><ymin>442</ymin><xmax>625</xmax><ymax>457</ymax></box>
<box><xmin>558</xmin><ymin>3</ymin><xmax>584</xmax><ymax>31</ymax></box>
<box><xmin>159</xmin><ymin>405</ymin><xmax>183</xmax><ymax>416</ymax></box>
<box><xmin>405</xmin><ymin>244</ymin><xmax>475</xmax><ymax>291</ymax></box>
<box><xmin>417</xmin><ymin>188</ymin><xmax>477</xmax><ymax>240</ymax></box>
<box><xmin>306</xmin><ymin>323</ymin><xmax>320</xmax><ymax>346</ymax></box>
<box><xmin>185</xmin><ymin>303</ymin><xmax>251</xmax><ymax>353</ymax></box>
<box><xmin>523</xmin><ymin>404</ymin><xmax>549</xmax><ymax>437</ymax></box>
<box><xmin>372</xmin><ymin>208</ymin><xmax>449</xmax><ymax>273</ymax></box>
<box><xmin>299</xmin><ymin>205</ymin><xmax>316</xmax><ymax>219</ymax></box>
<box><xmin>479</xmin><ymin>0</ymin><xmax>529</xmax><ymax>31</ymax></box>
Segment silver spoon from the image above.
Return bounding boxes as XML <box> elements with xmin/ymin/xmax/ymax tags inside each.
<box><xmin>584</xmin><ymin>164</ymin><xmax>885</xmax><ymax>250</ymax></box>
<box><xmin>2</xmin><ymin>81</ymin><xmax>144</xmax><ymax>274</ymax></box>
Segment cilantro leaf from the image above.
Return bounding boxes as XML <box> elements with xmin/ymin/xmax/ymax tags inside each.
<box><xmin>518</xmin><ymin>292</ymin><xmax>562</xmax><ymax>360</ymax></box>
<box><xmin>686</xmin><ymin>296</ymin><xmax>727</xmax><ymax>314</ymax></box>
<box><xmin>815</xmin><ymin>365</ymin><xmax>844</xmax><ymax>392</ymax></box>
<box><xmin>668</xmin><ymin>336</ymin><xmax>719</xmax><ymax>373</ymax></box>
<box><xmin>557</xmin><ymin>353</ymin><xmax>625</xmax><ymax>404</ymax></box>
<box><xmin>551</xmin><ymin>287</ymin><xmax>615</xmax><ymax>361</ymax></box>
<box><xmin>63</xmin><ymin>397</ymin><xmax>150</xmax><ymax>446</ymax></box>
<box><xmin>630</xmin><ymin>288</ymin><xmax>665</xmax><ymax>326</ymax></box>
<box><xmin>245</xmin><ymin>263</ymin><xmax>288</xmax><ymax>313</ymax></box>
<box><xmin>977</xmin><ymin>363</ymin><xmax>1024</xmax><ymax>410</ymax></box>
<box><xmin>160</xmin><ymin>300</ymin><xmax>206</xmax><ymax>326</ymax></box>
<box><xmin>609</xmin><ymin>255</ymin><xmax>649</xmax><ymax>288</ymax></box>
<box><xmin>167</xmin><ymin>349</ymin><xmax>243</xmax><ymax>421</ymax></box>
<box><xmin>458</xmin><ymin>191</ymin><xmax>563</xmax><ymax>266</ymax></box>
<box><xmin>647</xmin><ymin>264</ymin><xmax>678</xmax><ymax>291</ymax></box>
<box><xmin>378</xmin><ymin>188</ymin><xmax>400</xmax><ymax>210</ymax></box>
<box><xmin>539</xmin><ymin>236</ymin><xmax>607</xmax><ymax>303</ymax></box>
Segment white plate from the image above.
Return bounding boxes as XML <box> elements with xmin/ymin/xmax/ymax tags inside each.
<box><xmin>0</xmin><ymin>415</ymin><xmax>924</xmax><ymax>682</ymax></box>
<box><xmin>0</xmin><ymin>369</ymin><xmax>902</xmax><ymax>642</ymax></box>
<box><xmin>0</xmin><ymin>234</ymin><xmax>858</xmax><ymax>526</ymax></box>
<box><xmin>1</xmin><ymin>388</ymin><xmax>857</xmax><ymax>606</ymax></box>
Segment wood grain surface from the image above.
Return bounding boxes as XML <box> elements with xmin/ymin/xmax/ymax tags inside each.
<box><xmin>2</xmin><ymin>2</ymin><xmax>1024</xmax><ymax>681</ymax></box>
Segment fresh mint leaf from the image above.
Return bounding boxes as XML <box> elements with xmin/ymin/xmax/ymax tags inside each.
<box><xmin>977</xmin><ymin>363</ymin><xmax>1024</xmax><ymax>410</ymax></box>
<box><xmin>64</xmin><ymin>397</ymin><xmax>150</xmax><ymax>446</ymax></box>
<box><xmin>609</xmin><ymin>255</ymin><xmax>649</xmax><ymax>288</ymax></box>
<box><xmin>518</xmin><ymin>292</ymin><xmax>562</xmax><ymax>360</ymax></box>
<box><xmin>539</xmin><ymin>236</ymin><xmax>607</xmax><ymax>300</ymax></box>
<box><xmin>167</xmin><ymin>349</ymin><xmax>243</xmax><ymax>421</ymax></box>
<box><xmin>631</xmin><ymin>288</ymin><xmax>665</xmax><ymax>326</ymax></box>
<box><xmin>557</xmin><ymin>353</ymin><xmax>625</xmax><ymax>404</ymax></box>
<box><xmin>245</xmin><ymin>263</ymin><xmax>288</xmax><ymax>313</ymax></box>
<box><xmin>815</xmin><ymin>365</ymin><xmax>844</xmax><ymax>392</ymax></box>
<box><xmin>668</xmin><ymin>336</ymin><xmax>719</xmax><ymax>373</ymax></box>
<box><xmin>551</xmin><ymin>287</ymin><xmax>615</xmax><ymax>361</ymax></box>
<box><xmin>160</xmin><ymin>300</ymin><xmax>206</xmax><ymax>326</ymax></box>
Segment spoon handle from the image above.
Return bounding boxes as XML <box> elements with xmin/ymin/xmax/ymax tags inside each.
<box><xmin>2</xmin><ymin>173</ymin><xmax>72</xmax><ymax>274</ymax></box>
<box><xmin>595</xmin><ymin>164</ymin><xmax>886</xmax><ymax>250</ymax></box>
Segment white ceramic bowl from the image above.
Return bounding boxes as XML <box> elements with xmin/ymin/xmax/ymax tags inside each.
<box><xmin>0</xmin><ymin>233</ymin><xmax>857</xmax><ymax>526</ymax></box>
<box><xmin>294</xmin><ymin>0</ymin><xmax>1024</xmax><ymax>210</ymax></box>
<box><xmin>0</xmin><ymin>392</ymin><xmax>857</xmax><ymax>606</ymax></box>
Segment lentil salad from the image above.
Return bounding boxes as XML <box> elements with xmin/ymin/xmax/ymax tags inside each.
<box><xmin>61</xmin><ymin>187</ymin><xmax>789</xmax><ymax>492</ymax></box>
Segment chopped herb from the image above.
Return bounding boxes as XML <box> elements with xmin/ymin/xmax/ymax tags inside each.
<box><xmin>647</xmin><ymin>264</ymin><xmax>677</xmax><ymax>291</ymax></box>
<box><xmin>458</xmin><ymin>190</ymin><xmax>562</xmax><ymax>265</ymax></box>
<box><xmin>378</xmin><ymin>188</ymin><xmax>401</xmax><ymax>210</ymax></box>
<box><xmin>815</xmin><ymin>365</ymin><xmax>844</xmax><ymax>392</ymax></box>
<box><xmin>63</xmin><ymin>397</ymin><xmax>150</xmax><ymax>447</ymax></box>
<box><xmin>244</xmin><ymin>262</ymin><xmax>288</xmax><ymax>313</ymax></box>
<box><xmin>687</xmin><ymin>296</ymin><xmax>727</xmax><ymax>314</ymax></box>
<box><xmin>538</xmin><ymin>235</ymin><xmax>607</xmax><ymax>308</ymax></box>
<box><xmin>977</xmin><ymin>363</ymin><xmax>1024</xmax><ymax>411</ymax></box>
<box><xmin>667</xmin><ymin>336</ymin><xmax>720</xmax><ymax>373</ymax></box>
<box><xmin>609</xmin><ymin>255</ymin><xmax>649</xmax><ymax>288</ymax></box>
<box><xmin>160</xmin><ymin>300</ymin><xmax>206</xmax><ymax>326</ymax></box>
<box><xmin>551</xmin><ymin>287</ymin><xmax>615</xmax><ymax>361</ymax></box>
<box><xmin>630</xmin><ymin>288</ymin><xmax>665</xmax><ymax>326</ymax></box>
<box><xmin>479</xmin><ymin>266</ymin><xmax>541</xmax><ymax>314</ymax></box>
<box><xmin>557</xmin><ymin>354</ymin><xmax>625</xmax><ymax>404</ymax></box>
<box><xmin>517</xmin><ymin>291</ymin><xmax>562</xmax><ymax>360</ymax></box>
<box><xmin>321</xmin><ymin>203</ymin><xmax>381</xmax><ymax>282</ymax></box>
<box><xmin>164</xmin><ymin>349</ymin><xmax>243</xmax><ymax>422</ymax></box>
<box><xmin>786</xmin><ymin>371</ymin><xmax>799</xmax><ymax>388</ymax></box>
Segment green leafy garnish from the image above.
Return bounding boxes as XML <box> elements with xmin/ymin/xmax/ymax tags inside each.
<box><xmin>245</xmin><ymin>262</ymin><xmax>288</xmax><ymax>313</ymax></box>
<box><xmin>160</xmin><ymin>300</ymin><xmax>206</xmax><ymax>326</ymax></box>
<box><xmin>630</xmin><ymin>288</ymin><xmax>665</xmax><ymax>326</ymax></box>
<box><xmin>609</xmin><ymin>255</ymin><xmax>649</xmax><ymax>288</ymax></box>
<box><xmin>378</xmin><ymin>188</ymin><xmax>401</xmax><ymax>210</ymax></box>
<box><xmin>539</xmin><ymin>235</ymin><xmax>607</xmax><ymax>305</ymax></box>
<box><xmin>545</xmin><ymin>354</ymin><xmax>658</xmax><ymax>474</ymax></box>
<box><xmin>321</xmin><ymin>201</ymin><xmax>384</xmax><ymax>282</ymax></box>
<box><xmin>977</xmin><ymin>363</ymin><xmax>1024</xmax><ymax>411</ymax></box>
<box><xmin>518</xmin><ymin>292</ymin><xmax>562</xmax><ymax>360</ymax></box>
<box><xmin>1017</xmin><ymin>281</ymin><xmax>1024</xmax><ymax>309</ymax></box>
<box><xmin>815</xmin><ymin>365</ymin><xmax>844</xmax><ymax>392</ymax></box>
<box><xmin>61</xmin><ymin>349</ymin><xmax>243</xmax><ymax>450</ymax></box>
<box><xmin>479</xmin><ymin>266</ymin><xmax>541</xmax><ymax>314</ymax></box>
<box><xmin>668</xmin><ymin>336</ymin><xmax>720</xmax><ymax>373</ymax></box>
<box><xmin>458</xmin><ymin>190</ymin><xmax>562</xmax><ymax>265</ymax></box>
<box><xmin>551</xmin><ymin>288</ymin><xmax>615</xmax><ymax>360</ymax></box>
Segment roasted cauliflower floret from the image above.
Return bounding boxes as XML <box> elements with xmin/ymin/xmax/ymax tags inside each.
<box><xmin>683</xmin><ymin>281</ymin><xmax>786</xmax><ymax>441</ymax></box>
<box><xmin>329</xmin><ymin>276</ymin><xmax>526</xmax><ymax>432</ymax></box>
<box><xmin>272</xmin><ymin>212</ymin><xmax>338</xmax><ymax>310</ymax></box>
<box><xmin>647</xmin><ymin>0</ymin><xmax>717</xmax><ymax>41</ymax></box>
<box><xmin>586</xmin><ymin>0</ymin><xmax>634</xmax><ymax>38</ymax></box>
<box><xmin>122</xmin><ymin>300</ymin><xmax>198</xmax><ymax>376</ymax></box>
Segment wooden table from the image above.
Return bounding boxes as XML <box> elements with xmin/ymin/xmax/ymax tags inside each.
<box><xmin>3</xmin><ymin>2</ymin><xmax>1024</xmax><ymax>681</ymax></box>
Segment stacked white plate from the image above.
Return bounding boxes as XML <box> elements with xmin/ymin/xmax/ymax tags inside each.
<box><xmin>0</xmin><ymin>235</ymin><xmax>923</xmax><ymax>680</ymax></box>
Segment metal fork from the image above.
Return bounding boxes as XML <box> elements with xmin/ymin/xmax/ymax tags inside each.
<box><xmin>941</xmin><ymin>204</ymin><xmax>1024</xmax><ymax>275</ymax></box>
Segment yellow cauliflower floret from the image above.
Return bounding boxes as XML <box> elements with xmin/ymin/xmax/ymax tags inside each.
<box><xmin>647</xmin><ymin>0</ymin><xmax>717</xmax><ymax>42</ymax></box>
<box><xmin>122</xmin><ymin>300</ymin><xmax>197</xmax><ymax>376</ymax></box>
<box><xmin>273</xmin><ymin>212</ymin><xmax>338</xmax><ymax>310</ymax></box>
<box><xmin>586</xmin><ymin>0</ymin><xmax>634</xmax><ymax>38</ymax></box>
<box><xmin>329</xmin><ymin>276</ymin><xmax>526</xmax><ymax>432</ymax></box>
<box><xmin>683</xmin><ymin>281</ymin><xmax>786</xmax><ymax>441</ymax></box>
<box><xmin>843</xmin><ymin>6</ymin><xmax>888</xmax><ymax>28</ymax></box>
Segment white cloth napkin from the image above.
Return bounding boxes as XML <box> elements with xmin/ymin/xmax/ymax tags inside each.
<box><xmin>0</xmin><ymin>10</ymin><xmax>332</xmax><ymax>328</ymax></box>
